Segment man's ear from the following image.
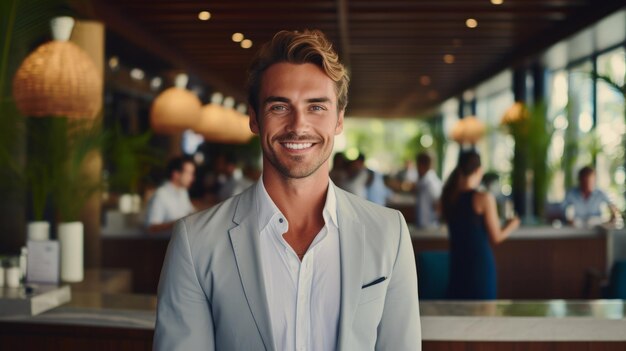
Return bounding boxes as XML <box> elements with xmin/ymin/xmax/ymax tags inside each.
<box><xmin>249</xmin><ymin>105</ymin><xmax>260</xmax><ymax>134</ymax></box>
<box><xmin>335</xmin><ymin>109</ymin><xmax>345</xmax><ymax>135</ymax></box>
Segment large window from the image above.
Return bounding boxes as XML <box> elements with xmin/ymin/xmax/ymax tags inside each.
<box><xmin>596</xmin><ymin>47</ymin><xmax>626</xmax><ymax>210</ymax></box>
<box><xmin>547</xmin><ymin>69</ymin><xmax>568</xmax><ymax>202</ymax></box>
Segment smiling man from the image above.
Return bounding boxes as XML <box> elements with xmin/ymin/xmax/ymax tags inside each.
<box><xmin>154</xmin><ymin>29</ymin><xmax>421</xmax><ymax>351</ymax></box>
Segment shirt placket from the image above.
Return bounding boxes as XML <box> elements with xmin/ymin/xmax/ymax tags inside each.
<box><xmin>295</xmin><ymin>250</ymin><xmax>313</xmax><ymax>351</ymax></box>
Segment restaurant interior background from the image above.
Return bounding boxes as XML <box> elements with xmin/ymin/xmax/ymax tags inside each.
<box><xmin>1</xmin><ymin>0</ymin><xmax>626</xmax><ymax>350</ymax></box>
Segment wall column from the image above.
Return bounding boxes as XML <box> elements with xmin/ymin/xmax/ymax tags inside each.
<box><xmin>71</xmin><ymin>20</ymin><xmax>104</xmax><ymax>269</ymax></box>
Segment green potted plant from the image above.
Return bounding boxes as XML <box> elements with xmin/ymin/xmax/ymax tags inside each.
<box><xmin>104</xmin><ymin>123</ymin><xmax>163</xmax><ymax>214</ymax></box>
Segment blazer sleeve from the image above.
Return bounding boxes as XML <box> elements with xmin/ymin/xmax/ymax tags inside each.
<box><xmin>153</xmin><ymin>220</ymin><xmax>215</xmax><ymax>351</ymax></box>
<box><xmin>375</xmin><ymin>211</ymin><xmax>421</xmax><ymax>350</ymax></box>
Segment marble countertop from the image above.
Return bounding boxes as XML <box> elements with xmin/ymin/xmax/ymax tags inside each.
<box><xmin>410</xmin><ymin>224</ymin><xmax>613</xmax><ymax>240</ymax></box>
<box><xmin>2</xmin><ymin>292</ymin><xmax>625</xmax><ymax>341</ymax></box>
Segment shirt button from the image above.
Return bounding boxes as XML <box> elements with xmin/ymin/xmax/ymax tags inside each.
<box><xmin>279</xmin><ymin>218</ymin><xmax>284</xmax><ymax>223</ymax></box>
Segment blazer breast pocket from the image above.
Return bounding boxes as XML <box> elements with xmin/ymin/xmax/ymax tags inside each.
<box><xmin>358</xmin><ymin>277</ymin><xmax>390</xmax><ymax>305</ymax></box>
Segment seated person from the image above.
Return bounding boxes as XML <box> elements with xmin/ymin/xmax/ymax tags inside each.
<box><xmin>561</xmin><ymin>166</ymin><xmax>619</xmax><ymax>227</ymax></box>
<box><xmin>145</xmin><ymin>156</ymin><xmax>196</xmax><ymax>233</ymax></box>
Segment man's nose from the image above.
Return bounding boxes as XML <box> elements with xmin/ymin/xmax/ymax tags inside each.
<box><xmin>286</xmin><ymin>108</ymin><xmax>307</xmax><ymax>132</ymax></box>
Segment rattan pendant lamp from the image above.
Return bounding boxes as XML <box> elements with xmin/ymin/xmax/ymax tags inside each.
<box><xmin>450</xmin><ymin>116</ymin><xmax>486</xmax><ymax>145</ymax></box>
<box><xmin>193</xmin><ymin>93</ymin><xmax>254</xmax><ymax>144</ymax></box>
<box><xmin>12</xmin><ymin>17</ymin><xmax>102</xmax><ymax>119</ymax></box>
<box><xmin>150</xmin><ymin>74</ymin><xmax>202</xmax><ymax>134</ymax></box>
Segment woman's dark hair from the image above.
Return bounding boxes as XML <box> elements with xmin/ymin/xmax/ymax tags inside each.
<box><xmin>441</xmin><ymin>150</ymin><xmax>481</xmax><ymax>221</ymax></box>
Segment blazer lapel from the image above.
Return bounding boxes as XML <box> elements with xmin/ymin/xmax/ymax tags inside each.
<box><xmin>228</xmin><ymin>186</ymin><xmax>275</xmax><ymax>351</ymax></box>
<box><xmin>334</xmin><ymin>186</ymin><xmax>364</xmax><ymax>350</ymax></box>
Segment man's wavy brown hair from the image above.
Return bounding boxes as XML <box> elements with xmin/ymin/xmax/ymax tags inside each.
<box><xmin>247</xmin><ymin>29</ymin><xmax>349</xmax><ymax>115</ymax></box>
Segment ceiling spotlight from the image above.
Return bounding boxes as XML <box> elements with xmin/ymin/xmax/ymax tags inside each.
<box><xmin>466</xmin><ymin>18</ymin><xmax>478</xmax><ymax>28</ymax></box>
<box><xmin>241</xmin><ymin>39</ymin><xmax>253</xmax><ymax>49</ymax></box>
<box><xmin>232</xmin><ymin>32</ymin><xmax>244</xmax><ymax>42</ymax></box>
<box><xmin>198</xmin><ymin>11</ymin><xmax>211</xmax><ymax>21</ymax></box>
<box><xmin>150</xmin><ymin>77</ymin><xmax>162</xmax><ymax>90</ymax></box>
<box><xmin>420</xmin><ymin>75</ymin><xmax>431</xmax><ymax>86</ymax></box>
<box><xmin>108</xmin><ymin>56</ymin><xmax>119</xmax><ymax>70</ymax></box>
<box><xmin>443</xmin><ymin>54</ymin><xmax>455</xmax><ymax>64</ymax></box>
<box><xmin>130</xmin><ymin>68</ymin><xmax>145</xmax><ymax>80</ymax></box>
<box><xmin>491</xmin><ymin>0</ymin><xmax>503</xmax><ymax>4</ymax></box>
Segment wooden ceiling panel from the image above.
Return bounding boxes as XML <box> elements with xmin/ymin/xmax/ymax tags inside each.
<box><xmin>91</xmin><ymin>0</ymin><xmax>623</xmax><ymax>118</ymax></box>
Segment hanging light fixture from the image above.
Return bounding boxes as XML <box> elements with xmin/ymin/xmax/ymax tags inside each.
<box><xmin>12</xmin><ymin>17</ymin><xmax>103</xmax><ymax>119</ymax></box>
<box><xmin>501</xmin><ymin>101</ymin><xmax>529</xmax><ymax>125</ymax></box>
<box><xmin>193</xmin><ymin>92</ymin><xmax>254</xmax><ymax>144</ymax></box>
<box><xmin>150</xmin><ymin>73</ymin><xmax>202</xmax><ymax>134</ymax></box>
<box><xmin>450</xmin><ymin>116</ymin><xmax>486</xmax><ymax>145</ymax></box>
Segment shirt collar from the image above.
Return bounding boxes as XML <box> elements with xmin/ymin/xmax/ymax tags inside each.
<box><xmin>255</xmin><ymin>177</ymin><xmax>338</xmax><ymax>233</ymax></box>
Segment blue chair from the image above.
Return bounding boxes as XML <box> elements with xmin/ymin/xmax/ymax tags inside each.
<box><xmin>417</xmin><ymin>251</ymin><xmax>449</xmax><ymax>300</ymax></box>
<box><xmin>603</xmin><ymin>261</ymin><xmax>626</xmax><ymax>299</ymax></box>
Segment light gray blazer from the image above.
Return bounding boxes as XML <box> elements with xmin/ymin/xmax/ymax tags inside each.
<box><xmin>154</xmin><ymin>183</ymin><xmax>421</xmax><ymax>350</ymax></box>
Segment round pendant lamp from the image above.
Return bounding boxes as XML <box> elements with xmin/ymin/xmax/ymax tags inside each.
<box><xmin>501</xmin><ymin>102</ymin><xmax>528</xmax><ymax>125</ymax></box>
<box><xmin>12</xmin><ymin>17</ymin><xmax>103</xmax><ymax>119</ymax></box>
<box><xmin>194</xmin><ymin>93</ymin><xmax>254</xmax><ymax>144</ymax></box>
<box><xmin>450</xmin><ymin>116</ymin><xmax>486</xmax><ymax>144</ymax></box>
<box><xmin>150</xmin><ymin>74</ymin><xmax>202</xmax><ymax>134</ymax></box>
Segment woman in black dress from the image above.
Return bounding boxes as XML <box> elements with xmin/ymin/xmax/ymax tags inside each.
<box><xmin>441</xmin><ymin>151</ymin><xmax>520</xmax><ymax>299</ymax></box>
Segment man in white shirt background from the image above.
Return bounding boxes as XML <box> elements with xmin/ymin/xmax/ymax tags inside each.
<box><xmin>414</xmin><ymin>152</ymin><xmax>442</xmax><ymax>228</ymax></box>
<box><xmin>145</xmin><ymin>156</ymin><xmax>196</xmax><ymax>233</ymax></box>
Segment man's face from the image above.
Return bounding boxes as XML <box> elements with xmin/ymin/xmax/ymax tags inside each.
<box><xmin>417</xmin><ymin>163</ymin><xmax>429</xmax><ymax>177</ymax></box>
<box><xmin>250</xmin><ymin>62</ymin><xmax>344</xmax><ymax>179</ymax></box>
<box><xmin>581</xmin><ymin>173</ymin><xmax>596</xmax><ymax>193</ymax></box>
<box><xmin>175</xmin><ymin>162</ymin><xmax>195</xmax><ymax>189</ymax></box>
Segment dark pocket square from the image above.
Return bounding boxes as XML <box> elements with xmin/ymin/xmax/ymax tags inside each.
<box><xmin>362</xmin><ymin>276</ymin><xmax>387</xmax><ymax>289</ymax></box>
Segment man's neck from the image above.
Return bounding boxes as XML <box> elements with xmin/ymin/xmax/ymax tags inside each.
<box><xmin>168</xmin><ymin>180</ymin><xmax>183</xmax><ymax>190</ymax></box>
<box><xmin>262</xmin><ymin>166</ymin><xmax>329</xmax><ymax>228</ymax></box>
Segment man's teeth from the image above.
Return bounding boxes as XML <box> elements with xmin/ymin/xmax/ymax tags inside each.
<box><xmin>284</xmin><ymin>143</ymin><xmax>313</xmax><ymax>150</ymax></box>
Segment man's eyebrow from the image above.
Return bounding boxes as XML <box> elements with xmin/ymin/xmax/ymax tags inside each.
<box><xmin>306</xmin><ymin>97</ymin><xmax>331</xmax><ymax>104</ymax></box>
<box><xmin>263</xmin><ymin>96</ymin><xmax>290</xmax><ymax>104</ymax></box>
<box><xmin>262</xmin><ymin>96</ymin><xmax>332</xmax><ymax>105</ymax></box>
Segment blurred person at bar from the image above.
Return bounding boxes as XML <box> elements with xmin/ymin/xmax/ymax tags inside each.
<box><xmin>329</xmin><ymin>151</ymin><xmax>348</xmax><ymax>187</ymax></box>
<box><xmin>144</xmin><ymin>156</ymin><xmax>196</xmax><ymax>233</ymax></box>
<box><xmin>414</xmin><ymin>152</ymin><xmax>442</xmax><ymax>228</ymax></box>
<box><xmin>561</xmin><ymin>166</ymin><xmax>620</xmax><ymax>227</ymax></box>
<box><xmin>441</xmin><ymin>150</ymin><xmax>520</xmax><ymax>300</ymax></box>
<box><xmin>154</xmin><ymin>29</ymin><xmax>420</xmax><ymax>350</ymax></box>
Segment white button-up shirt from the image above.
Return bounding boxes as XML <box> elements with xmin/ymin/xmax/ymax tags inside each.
<box><xmin>414</xmin><ymin>169</ymin><xmax>442</xmax><ymax>228</ymax></box>
<box><xmin>256</xmin><ymin>180</ymin><xmax>341</xmax><ymax>351</ymax></box>
<box><xmin>145</xmin><ymin>181</ymin><xmax>195</xmax><ymax>225</ymax></box>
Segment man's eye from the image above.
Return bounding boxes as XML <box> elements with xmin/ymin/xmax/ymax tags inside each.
<box><xmin>269</xmin><ymin>105</ymin><xmax>287</xmax><ymax>111</ymax></box>
<box><xmin>310</xmin><ymin>105</ymin><xmax>327</xmax><ymax>111</ymax></box>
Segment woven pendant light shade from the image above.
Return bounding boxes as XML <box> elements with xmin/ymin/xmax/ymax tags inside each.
<box><xmin>12</xmin><ymin>41</ymin><xmax>103</xmax><ymax>119</ymax></box>
<box><xmin>150</xmin><ymin>87</ymin><xmax>202</xmax><ymax>134</ymax></box>
<box><xmin>450</xmin><ymin>116</ymin><xmax>486</xmax><ymax>144</ymax></box>
<box><xmin>194</xmin><ymin>104</ymin><xmax>254</xmax><ymax>144</ymax></box>
<box><xmin>501</xmin><ymin>102</ymin><xmax>528</xmax><ymax>125</ymax></box>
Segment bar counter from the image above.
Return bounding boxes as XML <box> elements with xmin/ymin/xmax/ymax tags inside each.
<box><xmin>1</xmin><ymin>292</ymin><xmax>625</xmax><ymax>350</ymax></box>
<box><xmin>412</xmin><ymin>224</ymin><xmax>624</xmax><ymax>299</ymax></box>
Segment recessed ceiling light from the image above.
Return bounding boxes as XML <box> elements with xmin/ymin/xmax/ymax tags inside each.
<box><xmin>491</xmin><ymin>0</ymin><xmax>503</xmax><ymax>5</ymax></box>
<box><xmin>130</xmin><ymin>68</ymin><xmax>145</xmax><ymax>80</ymax></box>
<box><xmin>420</xmin><ymin>75</ymin><xmax>431</xmax><ymax>86</ymax></box>
<box><xmin>443</xmin><ymin>54</ymin><xmax>455</xmax><ymax>64</ymax></box>
<box><xmin>198</xmin><ymin>11</ymin><xmax>211</xmax><ymax>21</ymax></box>
<box><xmin>108</xmin><ymin>56</ymin><xmax>119</xmax><ymax>70</ymax></box>
<box><xmin>232</xmin><ymin>32</ymin><xmax>244</xmax><ymax>42</ymax></box>
<box><xmin>466</xmin><ymin>18</ymin><xmax>478</xmax><ymax>28</ymax></box>
<box><xmin>150</xmin><ymin>77</ymin><xmax>162</xmax><ymax>90</ymax></box>
<box><xmin>241</xmin><ymin>39</ymin><xmax>253</xmax><ymax>49</ymax></box>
